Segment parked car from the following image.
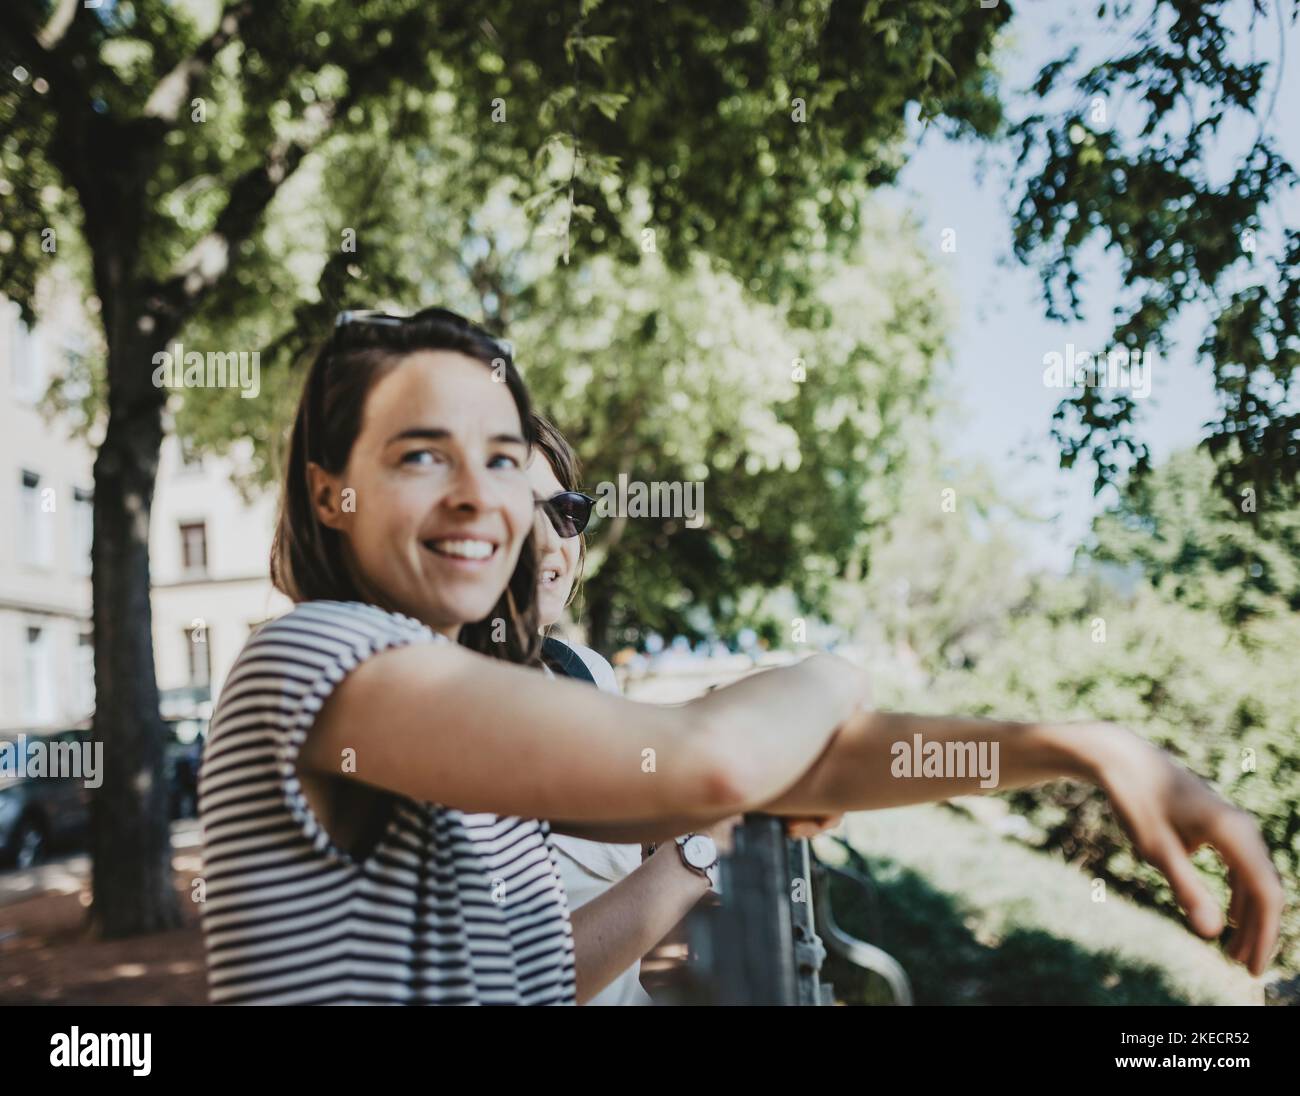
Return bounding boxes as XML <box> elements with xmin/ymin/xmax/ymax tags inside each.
<box><xmin>0</xmin><ymin>725</ymin><xmax>93</xmax><ymax>869</ymax></box>
<box><xmin>0</xmin><ymin>716</ymin><xmax>208</xmax><ymax>869</ymax></box>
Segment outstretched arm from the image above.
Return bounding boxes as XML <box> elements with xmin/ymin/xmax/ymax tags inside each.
<box><xmin>299</xmin><ymin>642</ymin><xmax>867</xmax><ymax>839</ymax></box>
<box><xmin>761</xmin><ymin>711</ymin><xmax>1284</xmax><ymax>975</ymax></box>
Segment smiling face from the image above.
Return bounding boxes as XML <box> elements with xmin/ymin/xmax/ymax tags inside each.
<box><xmin>307</xmin><ymin>350</ymin><xmax>535</xmax><ymax>637</ymax></box>
<box><xmin>526</xmin><ymin>452</ymin><xmax>581</xmax><ymax>628</ymax></box>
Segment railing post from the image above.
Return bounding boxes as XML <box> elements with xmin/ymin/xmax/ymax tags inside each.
<box><xmin>680</xmin><ymin>814</ymin><xmax>911</xmax><ymax>1005</ymax></box>
<box><xmin>684</xmin><ymin>813</ymin><xmax>802</xmax><ymax>1004</ymax></box>
<box><xmin>791</xmin><ymin>836</ymin><xmax>829</xmax><ymax>1005</ymax></box>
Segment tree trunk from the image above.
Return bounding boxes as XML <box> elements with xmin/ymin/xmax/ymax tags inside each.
<box><xmin>586</xmin><ymin>583</ymin><xmax>613</xmax><ymax>656</ymax></box>
<box><xmin>87</xmin><ymin>328</ymin><xmax>179</xmax><ymax>937</ymax></box>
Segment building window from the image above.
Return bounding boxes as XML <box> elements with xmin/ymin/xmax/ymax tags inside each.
<box><xmin>10</xmin><ymin>311</ymin><xmax>47</xmax><ymax>404</ymax></box>
<box><xmin>185</xmin><ymin>625</ymin><xmax>211</xmax><ymax>688</ymax></box>
<box><xmin>179</xmin><ymin>521</ymin><xmax>208</xmax><ymax>576</ymax></box>
<box><xmin>75</xmin><ymin>630</ymin><xmax>95</xmax><ymax>716</ymax></box>
<box><xmin>19</xmin><ymin>470</ymin><xmax>54</xmax><ymax>568</ymax></box>
<box><xmin>73</xmin><ymin>487</ymin><xmax>93</xmax><ymax>576</ymax></box>
<box><xmin>23</xmin><ymin>625</ymin><xmax>56</xmax><ymax>725</ymax></box>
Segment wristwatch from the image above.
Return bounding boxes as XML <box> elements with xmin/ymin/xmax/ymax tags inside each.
<box><xmin>675</xmin><ymin>833</ymin><xmax>719</xmax><ymax>889</ymax></box>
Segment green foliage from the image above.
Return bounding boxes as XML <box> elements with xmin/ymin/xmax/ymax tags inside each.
<box><xmin>156</xmin><ymin>128</ymin><xmax>952</xmax><ymax>644</ymax></box>
<box><xmin>517</xmin><ymin>205</ymin><xmax>949</xmax><ymax>647</ymax></box>
<box><xmin>823</xmin><ymin>807</ymin><xmax>1262</xmax><ymax>1004</ymax></box>
<box><xmin>4</xmin><ymin>0</ymin><xmax>1295</xmax><ymax>639</ymax></box>
<box><xmin>1009</xmin><ymin>0</ymin><xmax>1300</xmax><ymax>497</ymax></box>
<box><xmin>869</xmin><ymin>449</ymin><xmax>1300</xmax><ymax>974</ymax></box>
<box><xmin>924</xmin><ymin>587</ymin><xmax>1300</xmax><ymax>973</ymax></box>
<box><xmin>0</xmin><ymin>0</ymin><xmax>1002</xmax><ymax>649</ymax></box>
<box><xmin>1087</xmin><ymin>446</ymin><xmax>1300</xmax><ymax>627</ymax></box>
<box><xmin>0</xmin><ymin>0</ymin><xmax>1006</xmax><ymax>321</ymax></box>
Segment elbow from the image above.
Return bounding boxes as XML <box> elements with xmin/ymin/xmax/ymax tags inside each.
<box><xmin>687</xmin><ymin>715</ymin><xmax>761</xmax><ymax>816</ymax></box>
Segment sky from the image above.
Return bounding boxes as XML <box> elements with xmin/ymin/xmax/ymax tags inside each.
<box><xmin>890</xmin><ymin>0</ymin><xmax>1300</xmax><ymax>570</ymax></box>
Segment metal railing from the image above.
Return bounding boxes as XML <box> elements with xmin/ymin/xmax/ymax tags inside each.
<box><xmin>680</xmin><ymin>814</ymin><xmax>913</xmax><ymax>1005</ymax></box>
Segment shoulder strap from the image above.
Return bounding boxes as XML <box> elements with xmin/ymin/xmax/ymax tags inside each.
<box><xmin>541</xmin><ymin>636</ymin><xmax>597</xmax><ymax>686</ymax></box>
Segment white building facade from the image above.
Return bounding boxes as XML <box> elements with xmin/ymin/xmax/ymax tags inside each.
<box><xmin>0</xmin><ymin>297</ymin><xmax>96</xmax><ymax>730</ymax></box>
<box><xmin>0</xmin><ymin>294</ymin><xmax>287</xmax><ymax>733</ymax></box>
<box><xmin>150</xmin><ymin>434</ymin><xmax>290</xmax><ymax>720</ymax></box>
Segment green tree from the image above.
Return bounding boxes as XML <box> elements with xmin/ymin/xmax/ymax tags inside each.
<box><xmin>1087</xmin><ymin>447</ymin><xmax>1300</xmax><ymax>627</ymax></box>
<box><xmin>1010</xmin><ymin>0</ymin><xmax>1300</xmax><ymax>499</ymax></box>
<box><xmin>519</xmin><ymin>206</ymin><xmax>949</xmax><ymax>650</ymax></box>
<box><xmin>160</xmin><ymin>143</ymin><xmax>952</xmax><ymax>652</ymax></box>
<box><xmin>871</xmin><ymin>448</ymin><xmax>1300</xmax><ymax>972</ymax></box>
<box><xmin>919</xmin><ymin>583</ymin><xmax>1300</xmax><ymax>974</ymax></box>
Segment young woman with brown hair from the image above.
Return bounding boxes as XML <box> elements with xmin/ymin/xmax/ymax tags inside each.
<box><xmin>197</xmin><ymin>306</ymin><xmax>1282</xmax><ymax>1006</ymax></box>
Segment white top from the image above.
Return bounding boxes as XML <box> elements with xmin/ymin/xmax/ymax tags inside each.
<box><xmin>546</xmin><ymin>640</ymin><xmax>654</xmax><ymax>1006</ymax></box>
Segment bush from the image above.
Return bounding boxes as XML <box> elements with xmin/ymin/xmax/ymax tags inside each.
<box><xmin>893</xmin><ymin>584</ymin><xmax>1300</xmax><ymax>974</ymax></box>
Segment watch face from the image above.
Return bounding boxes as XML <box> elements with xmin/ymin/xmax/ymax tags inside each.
<box><xmin>682</xmin><ymin>834</ymin><xmax>716</xmax><ymax>869</ymax></box>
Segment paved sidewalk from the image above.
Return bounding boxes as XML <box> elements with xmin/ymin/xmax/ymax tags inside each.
<box><xmin>0</xmin><ymin>821</ymin><xmax>207</xmax><ymax>1004</ymax></box>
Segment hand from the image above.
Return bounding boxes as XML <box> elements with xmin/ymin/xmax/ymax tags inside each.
<box><xmin>1084</xmin><ymin>723</ymin><xmax>1284</xmax><ymax>976</ymax></box>
<box><xmin>784</xmin><ymin>813</ymin><xmax>845</xmax><ymax>839</ymax></box>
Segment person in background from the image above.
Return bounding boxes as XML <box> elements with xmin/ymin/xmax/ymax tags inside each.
<box><xmin>526</xmin><ymin>412</ymin><xmax>835</xmax><ymax>1005</ymax></box>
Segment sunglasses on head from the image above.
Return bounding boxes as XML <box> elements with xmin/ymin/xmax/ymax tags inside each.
<box><xmin>536</xmin><ymin>491</ymin><xmax>597</xmax><ymax>538</ymax></box>
<box><xmin>334</xmin><ymin>308</ymin><xmax>515</xmax><ymax>359</ymax></box>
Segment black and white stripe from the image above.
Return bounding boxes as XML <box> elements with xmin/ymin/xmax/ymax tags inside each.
<box><xmin>197</xmin><ymin>600</ymin><xmax>576</xmax><ymax>1005</ymax></box>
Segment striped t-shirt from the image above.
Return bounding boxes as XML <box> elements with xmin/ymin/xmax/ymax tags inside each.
<box><xmin>197</xmin><ymin>599</ymin><xmax>576</xmax><ymax>1005</ymax></box>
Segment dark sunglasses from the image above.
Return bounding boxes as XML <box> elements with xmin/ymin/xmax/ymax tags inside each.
<box><xmin>334</xmin><ymin>308</ymin><xmax>514</xmax><ymax>359</ymax></box>
<box><xmin>536</xmin><ymin>491</ymin><xmax>597</xmax><ymax>538</ymax></box>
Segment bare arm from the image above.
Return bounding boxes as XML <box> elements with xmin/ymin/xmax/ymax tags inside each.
<box><xmin>568</xmin><ymin>843</ymin><xmax>713</xmax><ymax>1004</ymax></box>
<box><xmin>761</xmin><ymin>710</ymin><xmax>1285</xmax><ymax>976</ymax></box>
<box><xmin>298</xmin><ymin>642</ymin><xmax>866</xmax><ymax>839</ymax></box>
<box><xmin>761</xmin><ymin>711</ymin><xmax>1093</xmax><ymax>813</ymax></box>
